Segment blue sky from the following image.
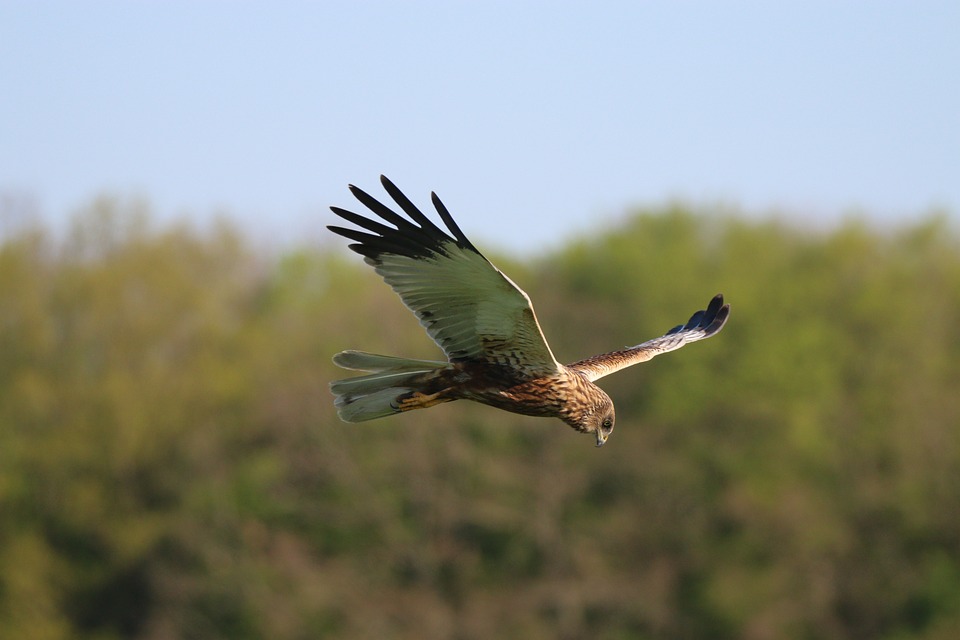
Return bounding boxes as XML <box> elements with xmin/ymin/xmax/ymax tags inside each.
<box><xmin>2</xmin><ymin>2</ymin><xmax>958</xmax><ymax>253</ymax></box>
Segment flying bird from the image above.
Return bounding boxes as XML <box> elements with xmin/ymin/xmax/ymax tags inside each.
<box><xmin>328</xmin><ymin>176</ymin><xmax>729</xmax><ymax>446</ymax></box>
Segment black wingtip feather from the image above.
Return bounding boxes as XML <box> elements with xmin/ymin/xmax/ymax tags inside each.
<box><xmin>379</xmin><ymin>175</ymin><xmax>436</xmax><ymax>229</ymax></box>
<box><xmin>327</xmin><ymin>223</ymin><xmax>430</xmax><ymax>259</ymax></box>
<box><xmin>431</xmin><ymin>191</ymin><xmax>478</xmax><ymax>252</ymax></box>
<box><xmin>705</xmin><ymin>294</ymin><xmax>724</xmax><ymax>317</ymax></box>
<box><xmin>329</xmin><ymin>177</ymin><xmax>486</xmax><ymax>264</ymax></box>
<box><xmin>330</xmin><ymin>206</ymin><xmax>396</xmax><ymax>236</ymax></box>
<box><xmin>666</xmin><ymin>294</ymin><xmax>729</xmax><ymax>337</ymax></box>
<box><xmin>347</xmin><ymin>184</ymin><xmax>409</xmax><ymax>229</ymax></box>
<box><xmin>698</xmin><ymin>294</ymin><xmax>730</xmax><ymax>338</ymax></box>
<box><xmin>705</xmin><ymin>303</ymin><xmax>731</xmax><ymax>337</ymax></box>
<box><xmin>682</xmin><ymin>309</ymin><xmax>706</xmax><ymax>331</ymax></box>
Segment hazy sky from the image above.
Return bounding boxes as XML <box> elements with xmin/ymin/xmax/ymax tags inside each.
<box><xmin>2</xmin><ymin>2</ymin><xmax>958</xmax><ymax>253</ymax></box>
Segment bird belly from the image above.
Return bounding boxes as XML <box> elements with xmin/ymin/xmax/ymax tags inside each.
<box><xmin>465</xmin><ymin>378</ymin><xmax>567</xmax><ymax>418</ymax></box>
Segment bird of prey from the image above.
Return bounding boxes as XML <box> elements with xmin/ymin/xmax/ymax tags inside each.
<box><xmin>328</xmin><ymin>176</ymin><xmax>729</xmax><ymax>447</ymax></box>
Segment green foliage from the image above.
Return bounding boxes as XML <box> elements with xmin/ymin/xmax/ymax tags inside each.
<box><xmin>1</xmin><ymin>197</ymin><xmax>959</xmax><ymax>639</ymax></box>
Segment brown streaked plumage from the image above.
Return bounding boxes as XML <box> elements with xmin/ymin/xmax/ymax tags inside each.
<box><xmin>328</xmin><ymin>176</ymin><xmax>730</xmax><ymax>447</ymax></box>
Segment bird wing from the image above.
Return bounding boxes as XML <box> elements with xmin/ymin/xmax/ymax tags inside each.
<box><xmin>328</xmin><ymin>175</ymin><xmax>563</xmax><ymax>378</ymax></box>
<box><xmin>568</xmin><ymin>294</ymin><xmax>730</xmax><ymax>382</ymax></box>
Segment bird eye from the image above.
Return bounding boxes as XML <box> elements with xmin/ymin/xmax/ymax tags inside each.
<box><xmin>602</xmin><ymin>418</ymin><xmax>613</xmax><ymax>430</ymax></box>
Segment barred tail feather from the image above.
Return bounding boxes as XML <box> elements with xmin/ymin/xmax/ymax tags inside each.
<box><xmin>330</xmin><ymin>350</ymin><xmax>450</xmax><ymax>422</ymax></box>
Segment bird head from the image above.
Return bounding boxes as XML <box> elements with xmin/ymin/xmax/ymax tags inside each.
<box><xmin>592</xmin><ymin>403</ymin><xmax>616</xmax><ymax>447</ymax></box>
<box><xmin>564</xmin><ymin>389</ymin><xmax>616</xmax><ymax>447</ymax></box>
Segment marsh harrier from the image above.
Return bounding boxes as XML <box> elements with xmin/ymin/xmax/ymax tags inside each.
<box><xmin>328</xmin><ymin>176</ymin><xmax>729</xmax><ymax>446</ymax></box>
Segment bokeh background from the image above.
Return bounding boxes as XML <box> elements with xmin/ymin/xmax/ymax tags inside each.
<box><xmin>2</xmin><ymin>3</ymin><xmax>959</xmax><ymax>639</ymax></box>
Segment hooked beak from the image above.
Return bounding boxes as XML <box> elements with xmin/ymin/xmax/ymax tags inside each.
<box><xmin>595</xmin><ymin>430</ymin><xmax>607</xmax><ymax>447</ymax></box>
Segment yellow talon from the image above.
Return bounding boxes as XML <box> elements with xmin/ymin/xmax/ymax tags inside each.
<box><xmin>397</xmin><ymin>391</ymin><xmax>444</xmax><ymax>411</ymax></box>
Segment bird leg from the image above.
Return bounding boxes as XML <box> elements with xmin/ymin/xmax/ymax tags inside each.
<box><xmin>396</xmin><ymin>390</ymin><xmax>449</xmax><ymax>412</ymax></box>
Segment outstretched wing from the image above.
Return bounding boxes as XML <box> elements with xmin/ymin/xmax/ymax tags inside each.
<box><xmin>568</xmin><ymin>294</ymin><xmax>730</xmax><ymax>382</ymax></box>
<box><xmin>328</xmin><ymin>175</ymin><xmax>562</xmax><ymax>378</ymax></box>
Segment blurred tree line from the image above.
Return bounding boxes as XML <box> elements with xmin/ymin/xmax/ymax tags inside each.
<box><xmin>1</xmin><ymin>197</ymin><xmax>959</xmax><ymax>640</ymax></box>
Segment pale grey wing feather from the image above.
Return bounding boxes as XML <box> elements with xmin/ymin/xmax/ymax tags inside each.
<box><xmin>328</xmin><ymin>176</ymin><xmax>562</xmax><ymax>377</ymax></box>
<box><xmin>569</xmin><ymin>294</ymin><xmax>730</xmax><ymax>382</ymax></box>
<box><xmin>373</xmin><ymin>250</ymin><xmax>558</xmax><ymax>370</ymax></box>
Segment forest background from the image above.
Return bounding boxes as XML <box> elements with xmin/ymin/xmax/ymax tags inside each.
<box><xmin>1</xmin><ymin>196</ymin><xmax>958</xmax><ymax>640</ymax></box>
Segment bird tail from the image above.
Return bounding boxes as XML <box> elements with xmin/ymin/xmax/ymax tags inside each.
<box><xmin>329</xmin><ymin>350</ymin><xmax>452</xmax><ymax>422</ymax></box>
